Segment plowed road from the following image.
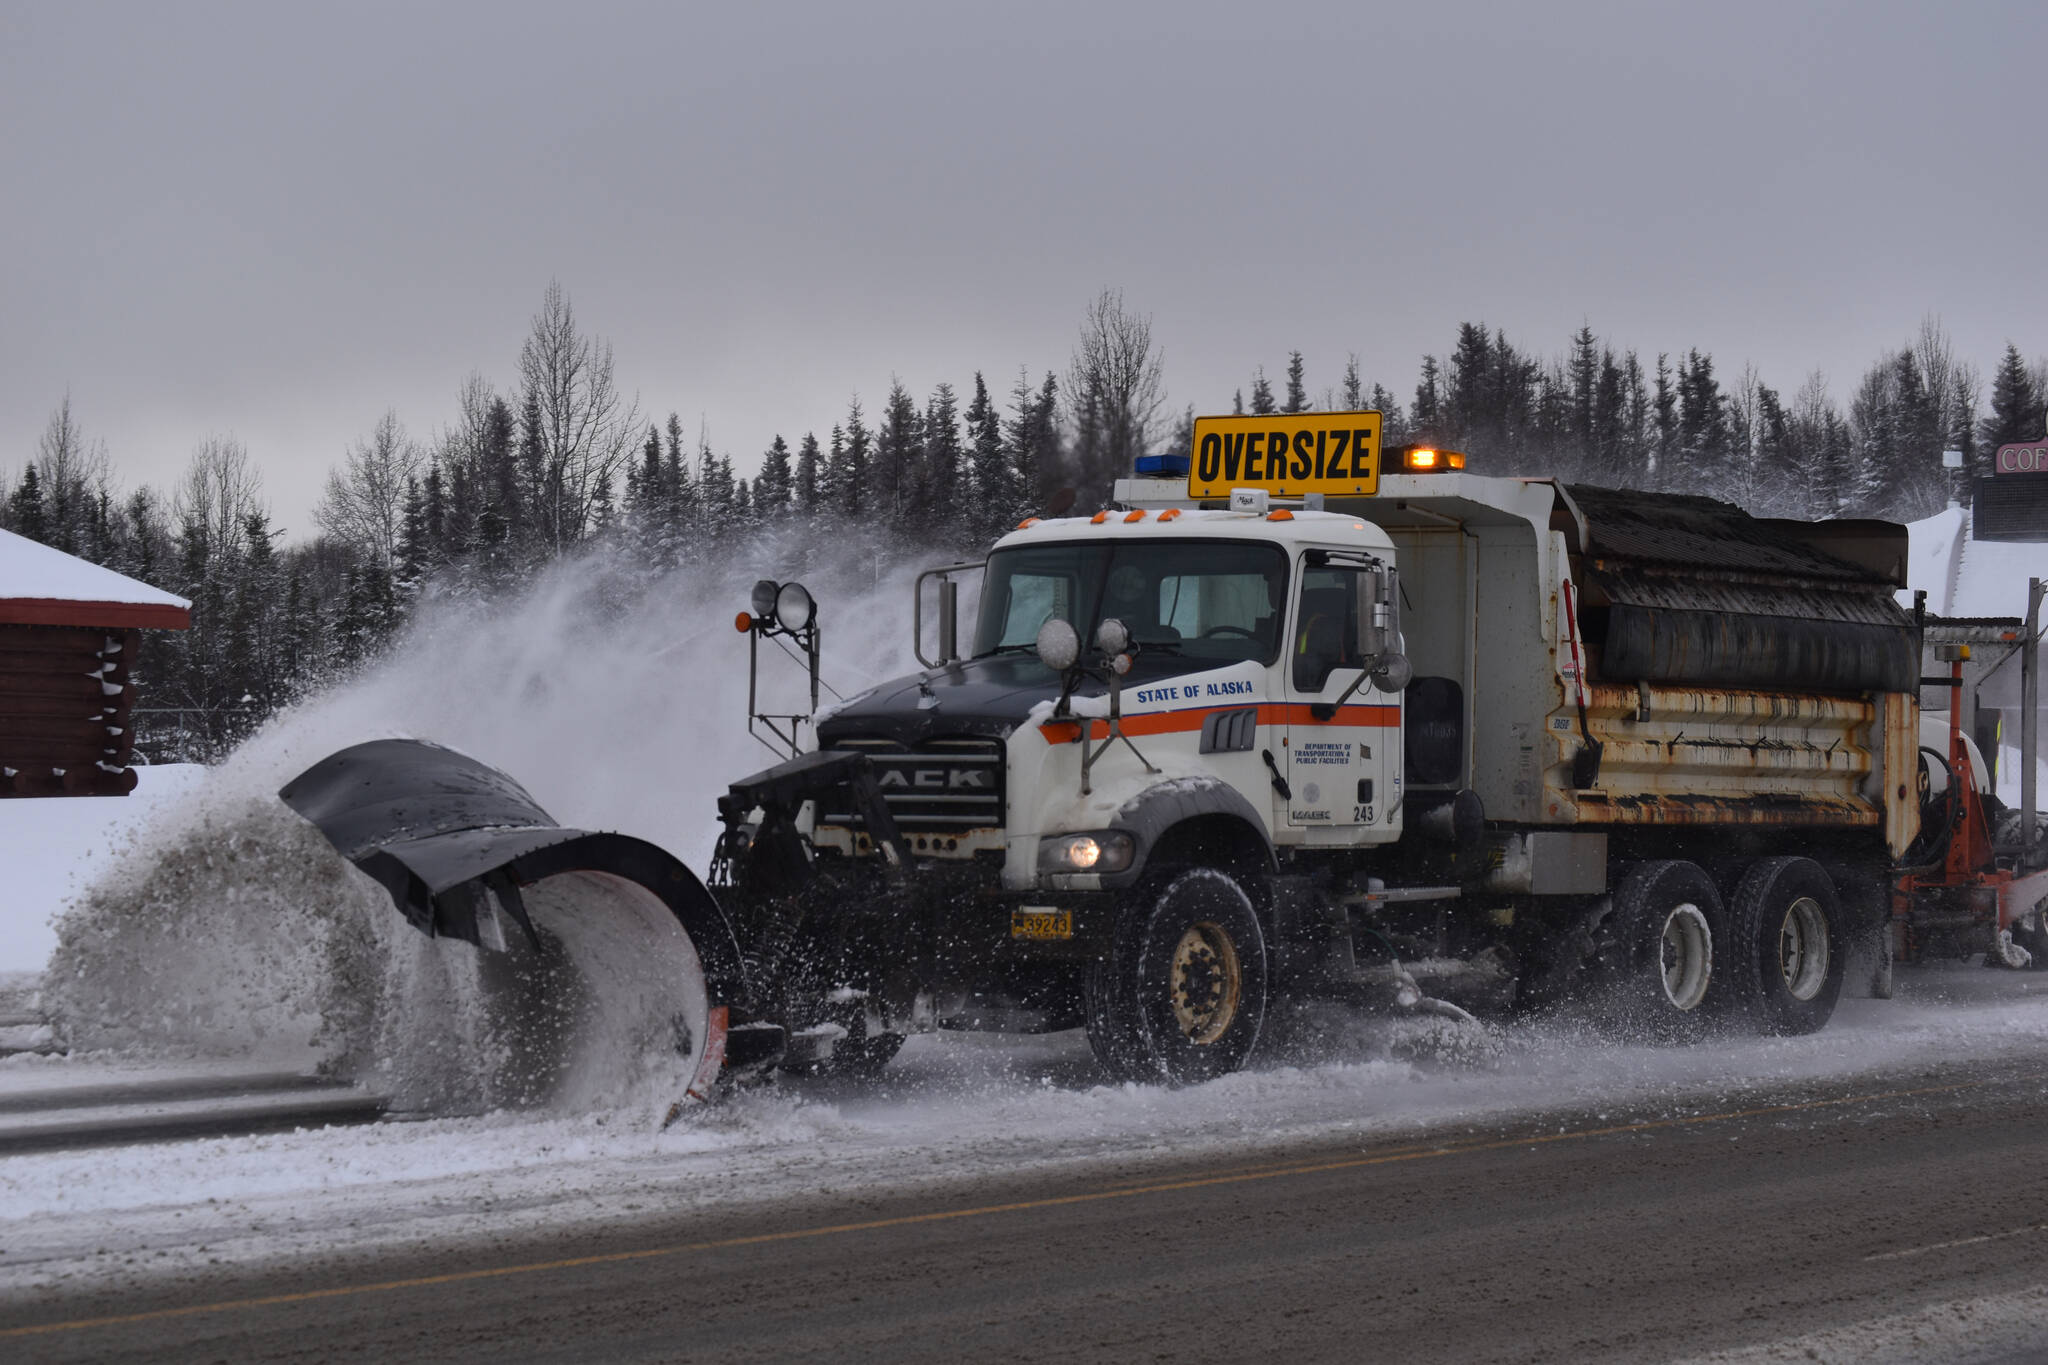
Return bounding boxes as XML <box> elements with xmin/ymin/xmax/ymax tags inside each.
<box><xmin>6</xmin><ymin>1052</ymin><xmax>2048</xmax><ymax>1363</ymax></box>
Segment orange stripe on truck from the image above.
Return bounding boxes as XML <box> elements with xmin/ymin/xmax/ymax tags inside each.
<box><xmin>1038</xmin><ymin>701</ymin><xmax>1398</xmax><ymax>745</ymax></box>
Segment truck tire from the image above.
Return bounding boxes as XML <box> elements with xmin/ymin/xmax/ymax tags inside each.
<box><xmin>1600</xmin><ymin>860</ymin><xmax>1727</xmax><ymax>1038</ymax></box>
<box><xmin>1084</xmin><ymin>868</ymin><xmax>1268</xmax><ymax>1085</ymax></box>
<box><xmin>1729</xmin><ymin>856</ymin><xmax>1845</xmax><ymax>1034</ymax></box>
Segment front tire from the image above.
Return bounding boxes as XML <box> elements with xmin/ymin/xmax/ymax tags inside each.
<box><xmin>1730</xmin><ymin>856</ymin><xmax>1846</xmax><ymax>1034</ymax></box>
<box><xmin>1084</xmin><ymin>868</ymin><xmax>1268</xmax><ymax>1085</ymax></box>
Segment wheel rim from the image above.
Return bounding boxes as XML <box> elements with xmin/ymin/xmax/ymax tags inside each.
<box><xmin>1168</xmin><ymin>920</ymin><xmax>1242</xmax><ymax>1044</ymax></box>
<box><xmin>1778</xmin><ymin>896</ymin><xmax>1831</xmax><ymax>1000</ymax></box>
<box><xmin>1659</xmin><ymin>903</ymin><xmax>1713</xmax><ymax>1011</ymax></box>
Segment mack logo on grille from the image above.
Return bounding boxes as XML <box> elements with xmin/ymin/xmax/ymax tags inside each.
<box><xmin>879</xmin><ymin>767</ymin><xmax>990</xmax><ymax>790</ymax></box>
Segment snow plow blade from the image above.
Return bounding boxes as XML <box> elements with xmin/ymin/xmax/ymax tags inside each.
<box><xmin>279</xmin><ymin>738</ymin><xmax>782</xmax><ymax>1104</ymax></box>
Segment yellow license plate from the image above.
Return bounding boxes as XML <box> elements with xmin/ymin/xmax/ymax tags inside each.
<box><xmin>1010</xmin><ymin>908</ymin><xmax>1073</xmax><ymax>941</ymax></box>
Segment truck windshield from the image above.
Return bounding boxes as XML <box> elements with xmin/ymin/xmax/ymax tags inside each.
<box><xmin>973</xmin><ymin>538</ymin><xmax>1289</xmax><ymax>666</ymax></box>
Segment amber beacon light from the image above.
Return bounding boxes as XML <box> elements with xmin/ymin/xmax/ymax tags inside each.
<box><xmin>1397</xmin><ymin>446</ymin><xmax>1466</xmax><ymax>472</ymax></box>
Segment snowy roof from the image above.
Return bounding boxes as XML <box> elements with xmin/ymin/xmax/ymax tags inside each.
<box><xmin>0</xmin><ymin>527</ymin><xmax>190</xmax><ymax>629</ymax></box>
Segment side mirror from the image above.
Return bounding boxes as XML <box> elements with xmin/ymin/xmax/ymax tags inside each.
<box><xmin>1370</xmin><ymin>651</ymin><xmax>1413</xmax><ymax>692</ymax></box>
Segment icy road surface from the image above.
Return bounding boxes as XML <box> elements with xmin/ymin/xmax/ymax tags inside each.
<box><xmin>2</xmin><ymin>964</ymin><xmax>2045</xmax><ymax>1303</ymax></box>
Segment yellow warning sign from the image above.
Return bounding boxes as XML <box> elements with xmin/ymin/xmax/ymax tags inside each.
<box><xmin>1189</xmin><ymin>411</ymin><xmax>1382</xmax><ymax>499</ymax></box>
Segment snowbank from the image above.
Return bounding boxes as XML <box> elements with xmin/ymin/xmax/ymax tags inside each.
<box><xmin>1902</xmin><ymin>505</ymin><xmax>2048</xmax><ymax>618</ymax></box>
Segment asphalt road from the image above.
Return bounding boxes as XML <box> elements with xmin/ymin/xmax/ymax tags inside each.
<box><xmin>5</xmin><ymin>1054</ymin><xmax>2048</xmax><ymax>1364</ymax></box>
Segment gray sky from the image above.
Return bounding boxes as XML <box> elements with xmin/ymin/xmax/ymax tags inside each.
<box><xmin>4</xmin><ymin>0</ymin><xmax>2044</xmax><ymax>534</ymax></box>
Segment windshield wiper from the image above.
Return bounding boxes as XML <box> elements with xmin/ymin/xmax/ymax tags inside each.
<box><xmin>978</xmin><ymin>643</ymin><xmax>1042</xmax><ymax>657</ymax></box>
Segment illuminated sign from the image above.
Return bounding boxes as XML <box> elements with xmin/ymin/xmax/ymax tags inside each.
<box><xmin>1189</xmin><ymin>412</ymin><xmax>1382</xmax><ymax>499</ymax></box>
<box><xmin>1994</xmin><ymin>439</ymin><xmax>2048</xmax><ymax>475</ymax></box>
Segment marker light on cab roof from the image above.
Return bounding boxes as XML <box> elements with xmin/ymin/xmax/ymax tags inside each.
<box><xmin>1399</xmin><ymin>446</ymin><xmax>1467</xmax><ymax>472</ymax></box>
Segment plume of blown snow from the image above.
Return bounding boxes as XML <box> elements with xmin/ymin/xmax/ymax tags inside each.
<box><xmin>45</xmin><ymin>528</ymin><xmax>932</xmax><ymax>1115</ymax></box>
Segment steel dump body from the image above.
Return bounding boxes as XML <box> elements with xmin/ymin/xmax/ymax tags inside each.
<box><xmin>1314</xmin><ymin>474</ymin><xmax>1920</xmax><ymax>857</ymax></box>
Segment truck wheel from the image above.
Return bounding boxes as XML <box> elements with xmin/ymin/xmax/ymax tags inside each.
<box><xmin>1730</xmin><ymin>856</ymin><xmax>1845</xmax><ymax>1034</ymax></box>
<box><xmin>1084</xmin><ymin>868</ymin><xmax>1268</xmax><ymax>1085</ymax></box>
<box><xmin>1602</xmin><ymin>860</ymin><xmax>1726</xmax><ymax>1038</ymax></box>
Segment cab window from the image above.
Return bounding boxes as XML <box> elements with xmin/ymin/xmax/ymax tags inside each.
<box><xmin>1294</xmin><ymin>566</ymin><xmax>1364</xmax><ymax>691</ymax></box>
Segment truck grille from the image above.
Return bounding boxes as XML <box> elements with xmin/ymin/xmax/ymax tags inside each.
<box><xmin>818</xmin><ymin>735</ymin><xmax>1005</xmax><ymax>832</ymax></box>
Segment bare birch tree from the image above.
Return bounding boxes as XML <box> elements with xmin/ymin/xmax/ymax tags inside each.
<box><xmin>1065</xmin><ymin>288</ymin><xmax>1165</xmax><ymax>504</ymax></box>
<box><xmin>34</xmin><ymin>395</ymin><xmax>113</xmax><ymax>553</ymax></box>
<box><xmin>517</xmin><ymin>281</ymin><xmax>640</xmax><ymax>549</ymax></box>
<box><xmin>315</xmin><ymin>410</ymin><xmax>422</xmax><ymax>569</ymax></box>
<box><xmin>175</xmin><ymin>436</ymin><xmax>264</xmax><ymax>568</ymax></box>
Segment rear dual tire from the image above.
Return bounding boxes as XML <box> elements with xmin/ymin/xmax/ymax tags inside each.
<box><xmin>1728</xmin><ymin>856</ymin><xmax>1846</xmax><ymax>1035</ymax></box>
<box><xmin>1598</xmin><ymin>856</ymin><xmax>1847</xmax><ymax>1038</ymax></box>
<box><xmin>1599</xmin><ymin>859</ymin><xmax>1729</xmax><ymax>1038</ymax></box>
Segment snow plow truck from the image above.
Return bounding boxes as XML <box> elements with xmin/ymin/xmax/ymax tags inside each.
<box><xmin>282</xmin><ymin>410</ymin><xmax>2048</xmax><ymax>1106</ymax></box>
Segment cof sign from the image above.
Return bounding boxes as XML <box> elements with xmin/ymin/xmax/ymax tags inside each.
<box><xmin>1189</xmin><ymin>411</ymin><xmax>1382</xmax><ymax>499</ymax></box>
<box><xmin>1994</xmin><ymin>440</ymin><xmax>2048</xmax><ymax>475</ymax></box>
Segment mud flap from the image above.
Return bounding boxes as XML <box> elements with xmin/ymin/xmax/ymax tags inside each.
<box><xmin>280</xmin><ymin>738</ymin><xmax>777</xmax><ymax>1106</ymax></box>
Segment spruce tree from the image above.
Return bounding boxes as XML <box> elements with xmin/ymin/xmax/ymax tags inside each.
<box><xmin>1651</xmin><ymin>354</ymin><xmax>1678</xmax><ymax>487</ymax></box>
<box><xmin>1447</xmin><ymin>324</ymin><xmax>1493</xmax><ymax>447</ymax></box>
<box><xmin>1412</xmin><ymin>356</ymin><xmax>1443</xmax><ymax>441</ymax></box>
<box><xmin>395</xmin><ymin>477</ymin><xmax>430</xmax><ymax>598</ymax></box>
<box><xmin>1368</xmin><ymin>385</ymin><xmax>1406</xmax><ymax>446</ymax></box>
<box><xmin>1677</xmin><ymin>349</ymin><xmax>1728</xmax><ymax>493</ymax></box>
<box><xmin>839</xmin><ymin>400</ymin><xmax>870</xmax><ymax>517</ymax></box>
<box><xmin>756</xmin><ymin>435</ymin><xmax>794</xmax><ymax>519</ymax></box>
<box><xmin>1981</xmin><ymin>342</ymin><xmax>2046</xmax><ymax>451</ymax></box>
<box><xmin>8</xmin><ymin>465</ymin><xmax>47</xmax><ymax>543</ymax></box>
<box><xmin>1341</xmin><ymin>355</ymin><xmax>1364</xmax><ymax>411</ymax></box>
<box><xmin>923</xmin><ymin>384</ymin><xmax>962</xmax><ymax>541</ymax></box>
<box><xmin>1890</xmin><ymin>348</ymin><xmax>1940</xmax><ymax>516</ymax></box>
<box><xmin>1282</xmin><ymin>352</ymin><xmax>1308</xmax><ymax>413</ymax></box>
<box><xmin>1249</xmin><ymin>368</ymin><xmax>1276</xmax><ymax>415</ymax></box>
<box><xmin>874</xmin><ymin>381</ymin><xmax>921</xmax><ymax>524</ymax></box>
<box><xmin>795</xmin><ymin>432</ymin><xmax>823</xmax><ymax>515</ymax></box>
<box><xmin>1569</xmin><ymin>324</ymin><xmax>1599</xmax><ymax>470</ymax></box>
<box><xmin>422</xmin><ymin>461</ymin><xmax>448</xmax><ymax>563</ymax></box>
<box><xmin>965</xmin><ymin>373</ymin><xmax>1006</xmax><ymax>534</ymax></box>
<box><xmin>1592</xmin><ymin>350</ymin><xmax>1625</xmax><ymax>485</ymax></box>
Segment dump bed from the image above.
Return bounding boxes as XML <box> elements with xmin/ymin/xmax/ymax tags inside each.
<box><xmin>1327</xmin><ymin>475</ymin><xmax>1921</xmax><ymax>857</ymax></box>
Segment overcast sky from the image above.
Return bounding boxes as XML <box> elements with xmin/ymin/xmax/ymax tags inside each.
<box><xmin>4</xmin><ymin>0</ymin><xmax>2044</xmax><ymax>534</ymax></box>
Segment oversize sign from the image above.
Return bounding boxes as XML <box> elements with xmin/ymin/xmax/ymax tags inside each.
<box><xmin>1189</xmin><ymin>411</ymin><xmax>1382</xmax><ymax>499</ymax></box>
<box><xmin>1994</xmin><ymin>440</ymin><xmax>2048</xmax><ymax>475</ymax></box>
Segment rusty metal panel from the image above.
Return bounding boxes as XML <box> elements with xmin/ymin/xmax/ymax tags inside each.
<box><xmin>1543</xmin><ymin>682</ymin><xmax>1883</xmax><ymax>829</ymax></box>
<box><xmin>1881</xmin><ymin>689</ymin><xmax>1920</xmax><ymax>859</ymax></box>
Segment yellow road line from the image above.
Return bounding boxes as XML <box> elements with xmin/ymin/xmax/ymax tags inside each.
<box><xmin>0</xmin><ymin>1079</ymin><xmax>1982</xmax><ymax>1341</ymax></box>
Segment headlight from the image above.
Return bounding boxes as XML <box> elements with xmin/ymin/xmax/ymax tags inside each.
<box><xmin>1036</xmin><ymin>617</ymin><xmax>1081</xmax><ymax>671</ymax></box>
<box><xmin>1038</xmin><ymin>831</ymin><xmax>1135</xmax><ymax>875</ymax></box>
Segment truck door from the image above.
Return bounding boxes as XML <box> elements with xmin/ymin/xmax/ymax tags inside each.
<box><xmin>1282</xmin><ymin>558</ymin><xmax>1399</xmax><ymax>833</ymax></box>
